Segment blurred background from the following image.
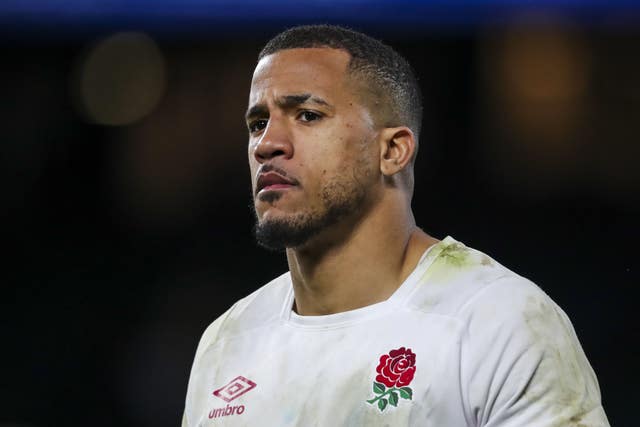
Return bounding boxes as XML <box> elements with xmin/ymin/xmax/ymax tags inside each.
<box><xmin>1</xmin><ymin>1</ymin><xmax>638</xmax><ymax>426</ymax></box>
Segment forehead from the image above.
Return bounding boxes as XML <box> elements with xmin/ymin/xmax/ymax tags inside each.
<box><xmin>249</xmin><ymin>48</ymin><xmax>352</xmax><ymax>103</ymax></box>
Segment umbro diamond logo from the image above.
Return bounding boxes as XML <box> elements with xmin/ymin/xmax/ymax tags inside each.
<box><xmin>213</xmin><ymin>375</ymin><xmax>257</xmax><ymax>402</ymax></box>
<box><xmin>208</xmin><ymin>376</ymin><xmax>257</xmax><ymax>420</ymax></box>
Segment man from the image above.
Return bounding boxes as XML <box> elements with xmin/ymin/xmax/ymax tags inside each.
<box><xmin>183</xmin><ymin>25</ymin><xmax>608</xmax><ymax>426</ymax></box>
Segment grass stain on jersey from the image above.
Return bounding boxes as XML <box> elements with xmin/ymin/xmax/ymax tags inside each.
<box><xmin>420</xmin><ymin>240</ymin><xmax>480</xmax><ymax>285</ymax></box>
<box><xmin>438</xmin><ymin>243</ymin><xmax>472</xmax><ymax>267</ymax></box>
<box><xmin>522</xmin><ymin>296</ymin><xmax>599</xmax><ymax>426</ymax></box>
<box><xmin>435</xmin><ymin>240</ymin><xmax>493</xmax><ymax>269</ymax></box>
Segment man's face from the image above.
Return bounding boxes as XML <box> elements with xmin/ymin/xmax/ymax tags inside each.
<box><xmin>246</xmin><ymin>47</ymin><xmax>380</xmax><ymax>250</ymax></box>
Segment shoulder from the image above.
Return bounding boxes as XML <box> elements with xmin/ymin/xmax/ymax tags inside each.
<box><xmin>426</xmin><ymin>238</ymin><xmax>569</xmax><ymax>341</ymax></box>
<box><xmin>191</xmin><ymin>271</ymin><xmax>291</xmax><ymax>363</ymax></box>
<box><xmin>412</xmin><ymin>238</ymin><xmax>606</xmax><ymax>425</ymax></box>
<box><xmin>408</xmin><ymin>237</ymin><xmax>573</xmax><ymax>354</ymax></box>
<box><xmin>407</xmin><ymin>237</ymin><xmax>549</xmax><ymax>321</ymax></box>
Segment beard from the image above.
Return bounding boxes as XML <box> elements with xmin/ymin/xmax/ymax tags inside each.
<box><xmin>253</xmin><ymin>175</ymin><xmax>367</xmax><ymax>251</ymax></box>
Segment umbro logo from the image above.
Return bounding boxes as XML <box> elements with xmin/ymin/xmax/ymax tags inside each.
<box><xmin>208</xmin><ymin>376</ymin><xmax>257</xmax><ymax>420</ymax></box>
<box><xmin>213</xmin><ymin>375</ymin><xmax>257</xmax><ymax>402</ymax></box>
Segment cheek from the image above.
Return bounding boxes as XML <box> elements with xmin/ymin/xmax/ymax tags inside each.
<box><xmin>313</xmin><ymin>126</ymin><xmax>370</xmax><ymax>165</ymax></box>
<box><xmin>309</xmin><ymin>144</ymin><xmax>375</xmax><ymax>191</ymax></box>
<box><xmin>293</xmin><ymin>120</ymin><xmax>377</xmax><ymax>191</ymax></box>
<box><xmin>248</xmin><ymin>149</ymin><xmax>260</xmax><ymax>186</ymax></box>
<box><xmin>247</xmin><ymin>142</ymin><xmax>257</xmax><ymax>165</ymax></box>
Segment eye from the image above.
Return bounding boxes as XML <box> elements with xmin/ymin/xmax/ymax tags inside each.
<box><xmin>298</xmin><ymin>111</ymin><xmax>321</xmax><ymax>123</ymax></box>
<box><xmin>248</xmin><ymin>119</ymin><xmax>268</xmax><ymax>134</ymax></box>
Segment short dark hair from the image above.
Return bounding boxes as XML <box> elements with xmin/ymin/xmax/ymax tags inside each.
<box><xmin>259</xmin><ymin>25</ymin><xmax>423</xmax><ymax>148</ymax></box>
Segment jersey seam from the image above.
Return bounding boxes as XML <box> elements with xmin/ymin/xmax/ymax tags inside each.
<box><xmin>454</xmin><ymin>273</ymin><xmax>518</xmax><ymax>317</ymax></box>
<box><xmin>455</xmin><ymin>273</ymin><xmax>516</xmax><ymax>427</ymax></box>
<box><xmin>455</xmin><ymin>273</ymin><xmax>533</xmax><ymax>426</ymax></box>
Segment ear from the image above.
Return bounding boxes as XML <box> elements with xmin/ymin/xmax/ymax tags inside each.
<box><xmin>378</xmin><ymin>126</ymin><xmax>416</xmax><ymax>177</ymax></box>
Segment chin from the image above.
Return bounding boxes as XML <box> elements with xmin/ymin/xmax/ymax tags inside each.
<box><xmin>253</xmin><ymin>211</ymin><xmax>320</xmax><ymax>251</ymax></box>
<box><xmin>257</xmin><ymin>207</ymin><xmax>293</xmax><ymax>224</ymax></box>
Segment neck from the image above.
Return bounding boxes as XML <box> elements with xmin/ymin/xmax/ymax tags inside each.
<box><xmin>286</xmin><ymin>195</ymin><xmax>438</xmax><ymax>316</ymax></box>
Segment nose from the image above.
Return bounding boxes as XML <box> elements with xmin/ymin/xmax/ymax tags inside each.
<box><xmin>252</xmin><ymin>116</ymin><xmax>293</xmax><ymax>163</ymax></box>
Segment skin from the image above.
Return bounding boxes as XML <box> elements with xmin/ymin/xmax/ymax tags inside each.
<box><xmin>247</xmin><ymin>47</ymin><xmax>438</xmax><ymax>315</ymax></box>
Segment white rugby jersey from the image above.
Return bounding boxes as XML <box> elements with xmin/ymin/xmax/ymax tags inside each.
<box><xmin>183</xmin><ymin>237</ymin><xmax>609</xmax><ymax>426</ymax></box>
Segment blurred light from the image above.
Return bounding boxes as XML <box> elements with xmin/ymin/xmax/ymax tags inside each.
<box><xmin>75</xmin><ymin>32</ymin><xmax>166</xmax><ymax>126</ymax></box>
<box><xmin>496</xmin><ymin>26</ymin><xmax>590</xmax><ymax>139</ymax></box>
<box><xmin>107</xmin><ymin>49</ymin><xmax>254</xmax><ymax>229</ymax></box>
<box><xmin>477</xmin><ymin>23</ymin><xmax>593</xmax><ymax>195</ymax></box>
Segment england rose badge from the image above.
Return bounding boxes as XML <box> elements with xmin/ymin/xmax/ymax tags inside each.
<box><xmin>366</xmin><ymin>347</ymin><xmax>416</xmax><ymax>411</ymax></box>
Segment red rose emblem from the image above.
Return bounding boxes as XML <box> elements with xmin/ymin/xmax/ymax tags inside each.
<box><xmin>375</xmin><ymin>347</ymin><xmax>416</xmax><ymax>388</ymax></box>
<box><xmin>367</xmin><ymin>347</ymin><xmax>417</xmax><ymax>411</ymax></box>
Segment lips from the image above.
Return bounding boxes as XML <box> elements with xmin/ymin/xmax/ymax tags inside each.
<box><xmin>256</xmin><ymin>171</ymin><xmax>297</xmax><ymax>194</ymax></box>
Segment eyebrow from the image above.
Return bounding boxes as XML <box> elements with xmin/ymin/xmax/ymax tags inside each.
<box><xmin>245</xmin><ymin>94</ymin><xmax>333</xmax><ymax>121</ymax></box>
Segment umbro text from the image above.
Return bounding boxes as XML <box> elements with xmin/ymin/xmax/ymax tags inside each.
<box><xmin>208</xmin><ymin>404</ymin><xmax>245</xmax><ymax>419</ymax></box>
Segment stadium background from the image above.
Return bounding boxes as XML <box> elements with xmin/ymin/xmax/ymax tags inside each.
<box><xmin>1</xmin><ymin>1</ymin><xmax>637</xmax><ymax>426</ymax></box>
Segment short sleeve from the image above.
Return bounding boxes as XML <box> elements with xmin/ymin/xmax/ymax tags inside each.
<box><xmin>458</xmin><ymin>276</ymin><xmax>609</xmax><ymax>427</ymax></box>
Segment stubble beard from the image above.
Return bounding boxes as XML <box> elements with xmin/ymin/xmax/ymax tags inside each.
<box><xmin>253</xmin><ymin>176</ymin><xmax>367</xmax><ymax>252</ymax></box>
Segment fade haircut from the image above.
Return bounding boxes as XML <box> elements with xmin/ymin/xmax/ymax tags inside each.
<box><xmin>259</xmin><ymin>25</ymin><xmax>423</xmax><ymax>162</ymax></box>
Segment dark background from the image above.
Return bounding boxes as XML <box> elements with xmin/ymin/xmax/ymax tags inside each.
<box><xmin>1</xmin><ymin>4</ymin><xmax>638</xmax><ymax>427</ymax></box>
